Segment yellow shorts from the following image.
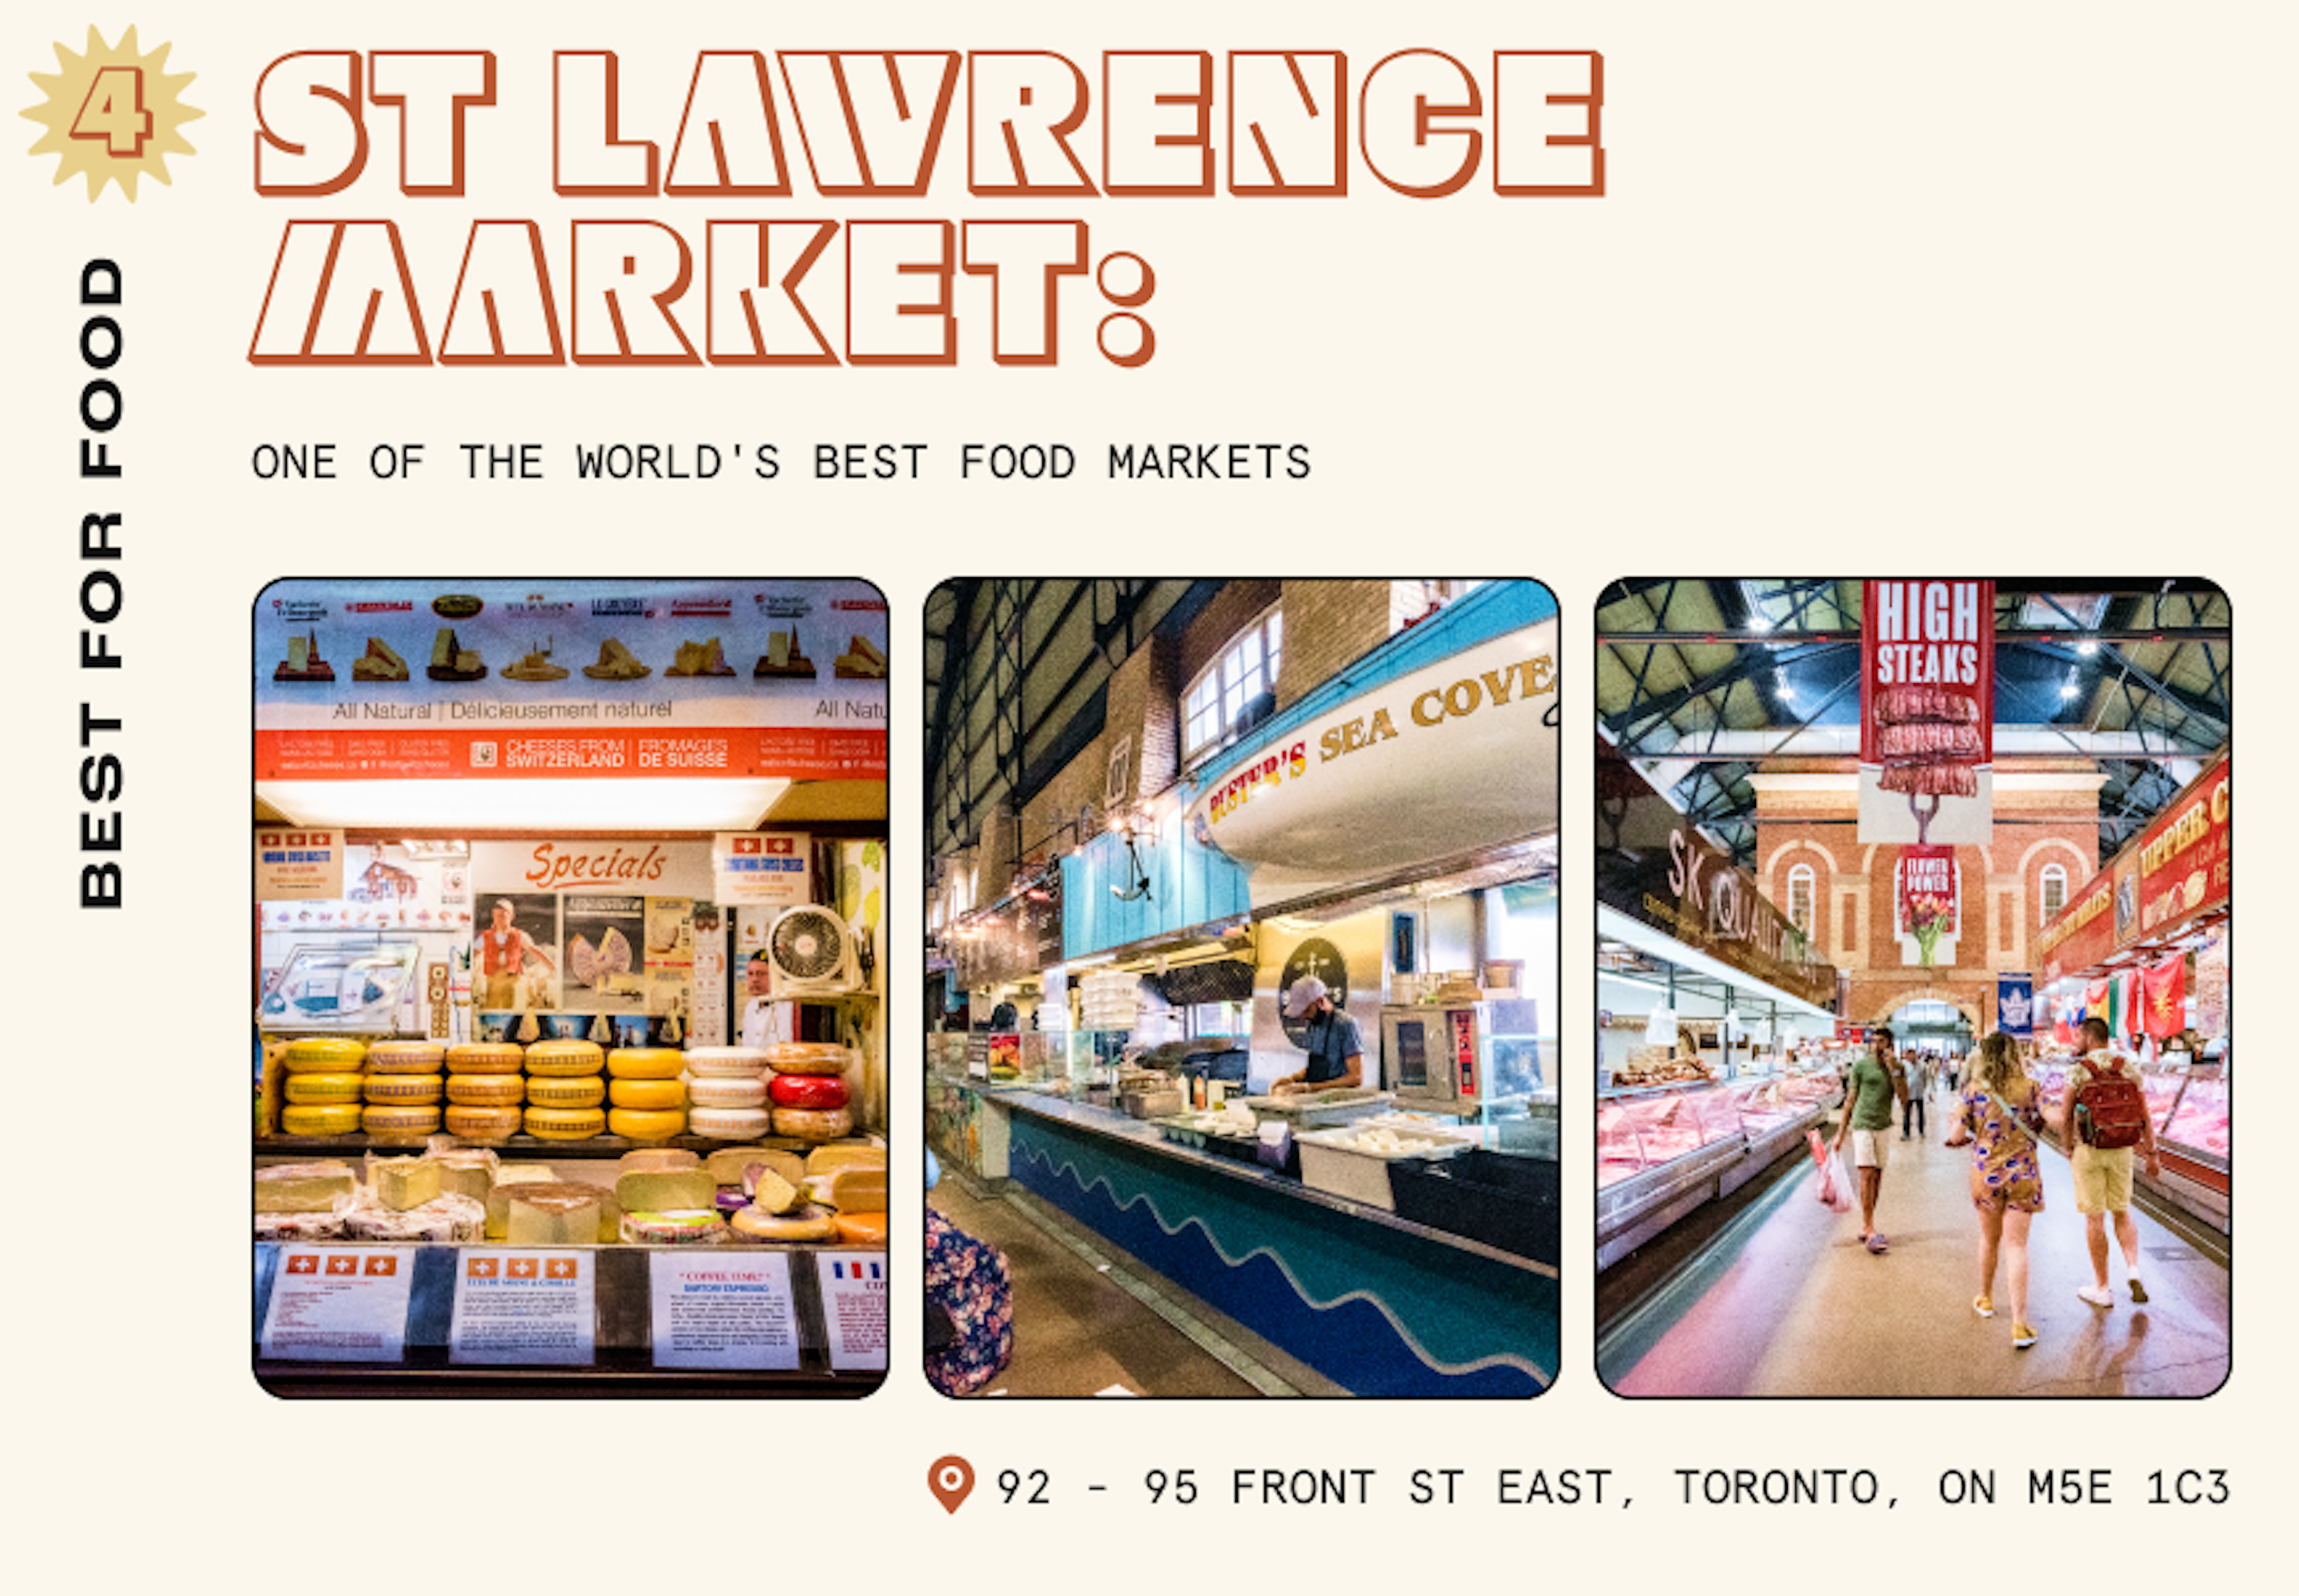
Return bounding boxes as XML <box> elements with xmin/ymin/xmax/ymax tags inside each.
<box><xmin>2070</xmin><ymin>1143</ymin><xmax>2134</xmax><ymax>1215</ymax></box>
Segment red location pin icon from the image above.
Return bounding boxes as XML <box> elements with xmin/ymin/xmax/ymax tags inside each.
<box><xmin>929</xmin><ymin>1455</ymin><xmax>976</xmax><ymax>1515</ymax></box>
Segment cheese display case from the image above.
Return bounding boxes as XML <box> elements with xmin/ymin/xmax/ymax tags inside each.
<box><xmin>254</xmin><ymin>578</ymin><xmax>890</xmax><ymax>1394</ymax></box>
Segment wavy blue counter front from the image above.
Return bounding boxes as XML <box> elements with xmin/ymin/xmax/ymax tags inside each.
<box><xmin>1003</xmin><ymin>1095</ymin><xmax>1555</xmax><ymax>1397</ymax></box>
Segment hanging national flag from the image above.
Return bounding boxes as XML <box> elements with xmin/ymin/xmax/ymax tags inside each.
<box><xmin>2085</xmin><ymin>979</ymin><xmax>2110</xmax><ymax>1022</ymax></box>
<box><xmin>1996</xmin><ymin>974</ymin><xmax>2034</xmax><ymax>1039</ymax></box>
<box><xmin>2142</xmin><ymin>953</ymin><xmax>2186</xmax><ymax>1039</ymax></box>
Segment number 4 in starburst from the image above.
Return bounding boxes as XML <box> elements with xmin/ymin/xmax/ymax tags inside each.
<box><xmin>72</xmin><ymin>67</ymin><xmax>150</xmax><ymax>156</ymax></box>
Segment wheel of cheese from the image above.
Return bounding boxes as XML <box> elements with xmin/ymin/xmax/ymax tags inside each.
<box><xmin>364</xmin><ymin>1073</ymin><xmax>444</xmax><ymax>1105</ymax></box>
<box><xmin>684</xmin><ymin>1046</ymin><xmax>771</xmax><ymax>1078</ymax></box>
<box><xmin>283</xmin><ymin>1073</ymin><xmax>365</xmax><ymax>1105</ymax></box>
<box><xmin>609</xmin><ymin>1077</ymin><xmax>686</xmax><ymax>1110</ymax></box>
<box><xmin>609</xmin><ymin>1107</ymin><xmax>686</xmax><ymax>1141</ymax></box>
<box><xmin>446</xmin><ymin>1073</ymin><xmax>525</xmax><ymax>1106</ymax></box>
<box><xmin>523</xmin><ymin>1039</ymin><xmax>605</xmax><ymax>1076</ymax></box>
<box><xmin>363</xmin><ymin>1041</ymin><xmax>445</xmax><ymax>1074</ymax></box>
<box><xmin>444</xmin><ymin>1104</ymin><xmax>524</xmax><ymax>1139</ymax></box>
<box><xmin>445</xmin><ymin>1042</ymin><xmax>524</xmax><ymax>1075</ymax></box>
<box><xmin>282</xmin><ymin>1037</ymin><xmax>368</xmax><ymax>1072</ymax></box>
<box><xmin>607</xmin><ymin>1046</ymin><xmax>687</xmax><ymax>1079</ymax></box>
<box><xmin>762</xmin><ymin>1042</ymin><xmax>851</xmax><ymax>1076</ymax></box>
<box><xmin>362</xmin><ymin>1104</ymin><xmax>442</xmax><ymax>1136</ymax></box>
<box><xmin>832</xmin><ymin>1211</ymin><xmax>889</xmax><ymax>1247</ymax></box>
<box><xmin>730</xmin><ymin>1204</ymin><xmax>839</xmax><ymax>1242</ymax></box>
<box><xmin>772</xmin><ymin>1106</ymin><xmax>854</xmax><ymax>1142</ymax></box>
<box><xmin>524</xmin><ymin>1106</ymin><xmax>608</xmax><ymax>1140</ymax></box>
<box><xmin>686</xmin><ymin>1074</ymin><xmax>767</xmax><ymax>1109</ymax></box>
<box><xmin>527</xmin><ymin>1075</ymin><xmax>607</xmax><ymax>1109</ymax></box>
<box><xmin>768</xmin><ymin>1073</ymin><xmax>848</xmax><ymax>1110</ymax></box>
<box><xmin>618</xmin><ymin>1148</ymin><xmax>701</xmax><ymax>1173</ymax></box>
<box><xmin>689</xmin><ymin>1105</ymin><xmax>769</xmax><ymax>1140</ymax></box>
<box><xmin>620</xmin><ymin>1210</ymin><xmax>728</xmax><ymax>1245</ymax></box>
<box><xmin>280</xmin><ymin>1102</ymin><xmax>362</xmax><ymax>1136</ymax></box>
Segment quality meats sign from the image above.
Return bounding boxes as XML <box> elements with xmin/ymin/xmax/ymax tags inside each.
<box><xmin>1858</xmin><ymin>579</ymin><xmax>1994</xmax><ymax>845</ymax></box>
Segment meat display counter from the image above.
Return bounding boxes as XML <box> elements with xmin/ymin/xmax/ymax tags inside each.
<box><xmin>1596</xmin><ymin>1070</ymin><xmax>1839</xmax><ymax>1269</ymax></box>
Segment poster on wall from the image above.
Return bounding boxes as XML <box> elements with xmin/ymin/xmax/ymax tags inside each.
<box><xmin>254</xmin><ymin>828</ymin><xmax>346</xmax><ymax>901</ymax></box>
<box><xmin>562</xmin><ymin>895</ymin><xmax>646</xmax><ymax>1012</ymax></box>
<box><xmin>470</xmin><ymin>891</ymin><xmax>562</xmax><ymax>1015</ymax></box>
<box><xmin>685</xmin><ymin>902</ymin><xmax>728</xmax><ymax>1048</ymax></box>
<box><xmin>1894</xmin><ymin>845</ymin><xmax>1960</xmax><ymax>968</ymax></box>
<box><xmin>714</xmin><ymin>832</ymin><xmax>812</xmax><ymax>906</ymax></box>
<box><xmin>255</xmin><ymin>580</ymin><xmax>888</xmax><ymax>785</ymax></box>
<box><xmin>1858</xmin><ymin>580</ymin><xmax>1995</xmax><ymax>845</ymax></box>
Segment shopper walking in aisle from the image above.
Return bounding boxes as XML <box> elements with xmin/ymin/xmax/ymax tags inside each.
<box><xmin>2067</xmin><ymin>1016</ymin><xmax>2162</xmax><ymax>1310</ymax></box>
<box><xmin>1901</xmin><ymin>1048</ymin><xmax>1931</xmax><ymax>1140</ymax></box>
<box><xmin>1957</xmin><ymin>1031</ymin><xmax>2061</xmax><ymax>1349</ymax></box>
<box><xmin>1832</xmin><ymin>1027</ymin><xmax>1910</xmax><ymax>1252</ymax></box>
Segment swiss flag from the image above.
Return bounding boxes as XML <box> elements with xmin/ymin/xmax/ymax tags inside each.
<box><xmin>467</xmin><ymin>1258</ymin><xmax>498</xmax><ymax>1279</ymax></box>
<box><xmin>287</xmin><ymin>1254</ymin><xmax>320</xmax><ymax>1275</ymax></box>
<box><xmin>363</xmin><ymin>1255</ymin><xmax>398</xmax><ymax>1277</ymax></box>
<box><xmin>547</xmin><ymin>1258</ymin><xmax>579</xmax><ymax>1279</ymax></box>
<box><xmin>508</xmin><ymin>1257</ymin><xmax>539</xmax><ymax>1279</ymax></box>
<box><xmin>326</xmin><ymin>1255</ymin><xmax>357</xmax><ymax>1275</ymax></box>
<box><xmin>733</xmin><ymin>836</ymin><xmax>761</xmax><ymax>854</ymax></box>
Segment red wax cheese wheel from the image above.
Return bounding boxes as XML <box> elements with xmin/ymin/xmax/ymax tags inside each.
<box><xmin>832</xmin><ymin>1212</ymin><xmax>888</xmax><ymax>1246</ymax></box>
<box><xmin>445</xmin><ymin>1042</ymin><xmax>524</xmax><ymax>1075</ymax></box>
<box><xmin>768</xmin><ymin>1073</ymin><xmax>850</xmax><ymax>1110</ymax></box>
<box><xmin>771</xmin><ymin>1106</ymin><xmax>854</xmax><ymax>1142</ymax></box>
<box><xmin>445</xmin><ymin>1074</ymin><xmax>525</xmax><ymax>1106</ymax></box>
<box><xmin>607</xmin><ymin>1047</ymin><xmax>686</xmax><ymax>1080</ymax></box>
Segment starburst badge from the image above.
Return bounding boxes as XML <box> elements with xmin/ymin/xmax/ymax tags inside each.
<box><xmin>22</xmin><ymin>26</ymin><xmax>202</xmax><ymax>201</ymax></box>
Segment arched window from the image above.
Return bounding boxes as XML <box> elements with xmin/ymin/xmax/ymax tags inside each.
<box><xmin>2039</xmin><ymin>863</ymin><xmax>2068</xmax><ymax>926</ymax></box>
<box><xmin>1787</xmin><ymin>863</ymin><xmax>1816</xmax><ymax>937</ymax></box>
<box><xmin>1182</xmin><ymin>603</ymin><xmax>1283</xmax><ymax>763</ymax></box>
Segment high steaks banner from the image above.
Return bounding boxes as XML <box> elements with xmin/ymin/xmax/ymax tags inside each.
<box><xmin>254</xmin><ymin>578</ymin><xmax>887</xmax><ymax>780</ymax></box>
<box><xmin>1858</xmin><ymin>579</ymin><xmax>1994</xmax><ymax>845</ymax></box>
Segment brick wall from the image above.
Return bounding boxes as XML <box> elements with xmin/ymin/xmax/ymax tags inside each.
<box><xmin>1273</xmin><ymin>579</ymin><xmax>1395</xmax><ymax>709</ymax></box>
<box><xmin>1175</xmin><ymin>578</ymin><xmax>1282</xmax><ymax>684</ymax></box>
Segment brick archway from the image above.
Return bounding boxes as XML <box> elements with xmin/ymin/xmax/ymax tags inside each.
<box><xmin>1852</xmin><ymin>979</ymin><xmax>1989</xmax><ymax>1031</ymax></box>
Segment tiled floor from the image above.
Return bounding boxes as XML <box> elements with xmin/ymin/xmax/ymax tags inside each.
<box><xmin>930</xmin><ymin>1180</ymin><xmax>1263</xmax><ymax>1397</ymax></box>
<box><xmin>1603</xmin><ymin>1103</ymin><xmax>2231</xmax><ymax>1397</ymax></box>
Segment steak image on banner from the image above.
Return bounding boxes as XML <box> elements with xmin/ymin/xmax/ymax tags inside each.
<box><xmin>1596</xmin><ymin>578</ymin><xmax>2228</xmax><ymax>1400</ymax></box>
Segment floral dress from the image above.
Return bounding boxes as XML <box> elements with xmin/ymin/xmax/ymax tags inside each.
<box><xmin>924</xmin><ymin>1207</ymin><xmax>1015</xmax><ymax>1396</ymax></box>
<box><xmin>1961</xmin><ymin>1076</ymin><xmax>2047</xmax><ymax>1213</ymax></box>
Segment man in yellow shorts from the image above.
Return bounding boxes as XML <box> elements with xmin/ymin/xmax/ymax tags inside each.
<box><xmin>2070</xmin><ymin>1016</ymin><xmax>2161</xmax><ymax>1309</ymax></box>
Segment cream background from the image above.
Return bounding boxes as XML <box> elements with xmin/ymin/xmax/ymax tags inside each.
<box><xmin>6</xmin><ymin>2</ymin><xmax>2286</xmax><ymax>1588</ymax></box>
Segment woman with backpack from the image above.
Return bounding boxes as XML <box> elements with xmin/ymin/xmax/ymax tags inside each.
<box><xmin>1954</xmin><ymin>1031</ymin><xmax>2067</xmax><ymax>1350</ymax></box>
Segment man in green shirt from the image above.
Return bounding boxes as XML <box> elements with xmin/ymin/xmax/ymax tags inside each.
<box><xmin>1832</xmin><ymin>1026</ymin><xmax>1911</xmax><ymax>1252</ymax></box>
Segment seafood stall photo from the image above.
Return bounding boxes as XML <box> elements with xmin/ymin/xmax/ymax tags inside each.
<box><xmin>924</xmin><ymin>579</ymin><xmax>1558</xmax><ymax>1397</ymax></box>
<box><xmin>254</xmin><ymin>578</ymin><xmax>890</xmax><ymax>1395</ymax></box>
<box><xmin>1592</xmin><ymin>578</ymin><xmax>2230</xmax><ymax>1398</ymax></box>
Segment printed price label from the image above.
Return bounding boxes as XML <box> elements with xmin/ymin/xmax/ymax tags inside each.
<box><xmin>260</xmin><ymin>1247</ymin><xmax>413</xmax><ymax>1363</ymax></box>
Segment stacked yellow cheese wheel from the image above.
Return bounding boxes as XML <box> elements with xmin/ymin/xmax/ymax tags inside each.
<box><xmin>608</xmin><ymin>1047</ymin><xmax>686</xmax><ymax>1079</ymax></box>
<box><xmin>608</xmin><ymin>1106</ymin><xmax>686</xmax><ymax>1140</ymax></box>
<box><xmin>446</xmin><ymin>1073</ymin><xmax>525</xmax><ymax>1105</ymax></box>
<box><xmin>525</xmin><ymin>1105</ymin><xmax>608</xmax><ymax>1140</ymax></box>
<box><xmin>445</xmin><ymin>1042</ymin><xmax>525</xmax><ymax>1074</ymax></box>
<box><xmin>523</xmin><ymin>1039</ymin><xmax>606</xmax><ymax>1076</ymax></box>
<box><xmin>364</xmin><ymin>1041</ymin><xmax>445</xmax><ymax>1074</ymax></box>
<box><xmin>282</xmin><ymin>1072</ymin><xmax>363</xmax><ymax>1105</ymax></box>
<box><xmin>280</xmin><ymin>1037</ymin><xmax>368</xmax><ymax>1073</ymax></box>
<box><xmin>362</xmin><ymin>1102</ymin><xmax>442</xmax><ymax>1137</ymax></box>
<box><xmin>365</xmin><ymin>1072</ymin><xmax>444</xmax><ymax>1106</ymax></box>
<box><xmin>528</xmin><ymin>1075</ymin><xmax>607</xmax><ymax>1109</ymax></box>
<box><xmin>280</xmin><ymin>1102</ymin><xmax>362</xmax><ymax>1136</ymax></box>
<box><xmin>444</xmin><ymin>1104</ymin><xmax>524</xmax><ymax>1140</ymax></box>
<box><xmin>609</xmin><ymin>1076</ymin><xmax>686</xmax><ymax>1110</ymax></box>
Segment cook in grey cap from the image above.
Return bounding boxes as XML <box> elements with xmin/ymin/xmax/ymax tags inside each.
<box><xmin>1275</xmin><ymin>977</ymin><xmax>1363</xmax><ymax>1095</ymax></box>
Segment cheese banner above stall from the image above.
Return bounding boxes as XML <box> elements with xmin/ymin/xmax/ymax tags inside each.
<box><xmin>256</xmin><ymin>579</ymin><xmax>887</xmax><ymax>784</ymax></box>
<box><xmin>1187</xmin><ymin>581</ymin><xmax>1558</xmax><ymax>908</ymax></box>
<box><xmin>2037</xmin><ymin>752</ymin><xmax>2230</xmax><ymax>985</ymax></box>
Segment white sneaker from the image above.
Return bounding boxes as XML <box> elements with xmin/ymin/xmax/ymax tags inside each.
<box><xmin>2076</xmin><ymin>1284</ymin><xmax>2113</xmax><ymax>1309</ymax></box>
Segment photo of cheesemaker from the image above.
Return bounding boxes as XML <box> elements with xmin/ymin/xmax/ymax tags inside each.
<box><xmin>254</xmin><ymin>578</ymin><xmax>889</xmax><ymax>1395</ymax></box>
<box><xmin>924</xmin><ymin>579</ymin><xmax>1559</xmax><ymax>1396</ymax></box>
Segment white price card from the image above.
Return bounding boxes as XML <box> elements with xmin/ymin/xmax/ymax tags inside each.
<box><xmin>814</xmin><ymin>1251</ymin><xmax>889</xmax><ymax>1372</ymax></box>
<box><xmin>261</xmin><ymin>1248</ymin><xmax>415</xmax><ymax>1363</ymax></box>
<box><xmin>648</xmin><ymin>1251</ymin><xmax>802</xmax><ymax>1370</ymax></box>
<box><xmin>448</xmin><ymin>1250</ymin><xmax>595</xmax><ymax>1366</ymax></box>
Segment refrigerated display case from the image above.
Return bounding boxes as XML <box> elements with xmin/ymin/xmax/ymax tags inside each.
<box><xmin>1597</xmin><ymin>1067</ymin><xmax>1838</xmax><ymax>1269</ymax></box>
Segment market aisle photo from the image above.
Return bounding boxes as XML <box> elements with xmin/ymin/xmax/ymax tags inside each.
<box><xmin>1600</xmin><ymin>1096</ymin><xmax>2231</xmax><ymax>1398</ymax></box>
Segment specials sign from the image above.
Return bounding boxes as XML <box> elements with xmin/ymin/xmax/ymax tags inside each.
<box><xmin>1858</xmin><ymin>579</ymin><xmax>1994</xmax><ymax>845</ymax></box>
<box><xmin>1188</xmin><ymin>617</ymin><xmax>1559</xmax><ymax>907</ymax></box>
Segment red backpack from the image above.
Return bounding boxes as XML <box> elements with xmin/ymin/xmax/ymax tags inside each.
<box><xmin>2069</xmin><ymin>1055</ymin><xmax>2150</xmax><ymax>1151</ymax></box>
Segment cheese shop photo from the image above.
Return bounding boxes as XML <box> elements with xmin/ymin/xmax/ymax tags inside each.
<box><xmin>924</xmin><ymin>580</ymin><xmax>1558</xmax><ymax>1397</ymax></box>
<box><xmin>1592</xmin><ymin>579</ymin><xmax>2230</xmax><ymax>1398</ymax></box>
<box><xmin>255</xmin><ymin>579</ymin><xmax>890</xmax><ymax>1394</ymax></box>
